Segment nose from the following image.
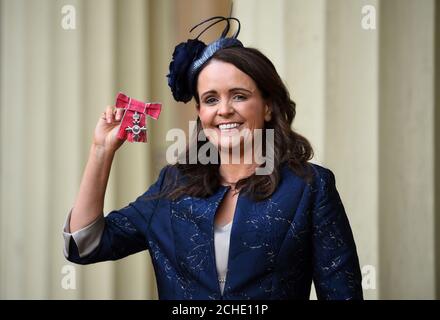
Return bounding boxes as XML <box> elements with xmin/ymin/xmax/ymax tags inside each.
<box><xmin>217</xmin><ymin>100</ymin><xmax>234</xmax><ymax>117</ymax></box>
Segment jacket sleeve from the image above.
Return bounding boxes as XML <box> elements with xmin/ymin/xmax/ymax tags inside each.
<box><xmin>311</xmin><ymin>167</ymin><xmax>363</xmax><ymax>300</ymax></box>
<box><xmin>63</xmin><ymin>165</ymin><xmax>169</xmax><ymax>265</ymax></box>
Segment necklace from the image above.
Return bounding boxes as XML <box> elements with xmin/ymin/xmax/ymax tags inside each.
<box><xmin>221</xmin><ymin>179</ymin><xmax>238</xmax><ymax>190</ymax></box>
<box><xmin>219</xmin><ymin>164</ymin><xmax>259</xmax><ymax>188</ymax></box>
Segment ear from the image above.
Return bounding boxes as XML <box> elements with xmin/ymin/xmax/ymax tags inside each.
<box><xmin>264</xmin><ymin>104</ymin><xmax>272</xmax><ymax>122</ymax></box>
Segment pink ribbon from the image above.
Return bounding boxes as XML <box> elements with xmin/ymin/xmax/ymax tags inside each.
<box><xmin>115</xmin><ymin>92</ymin><xmax>162</xmax><ymax>143</ymax></box>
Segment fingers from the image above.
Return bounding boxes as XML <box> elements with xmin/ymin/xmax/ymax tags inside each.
<box><xmin>115</xmin><ymin>108</ymin><xmax>124</xmax><ymax>121</ymax></box>
<box><xmin>105</xmin><ymin>106</ymin><xmax>114</xmax><ymax>124</ymax></box>
<box><xmin>101</xmin><ymin>106</ymin><xmax>124</xmax><ymax>124</ymax></box>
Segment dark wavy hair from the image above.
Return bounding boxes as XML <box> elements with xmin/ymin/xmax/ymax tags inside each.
<box><xmin>163</xmin><ymin>46</ymin><xmax>314</xmax><ymax>201</ymax></box>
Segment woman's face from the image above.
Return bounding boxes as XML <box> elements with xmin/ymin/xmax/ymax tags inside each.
<box><xmin>196</xmin><ymin>60</ymin><xmax>271</xmax><ymax>152</ymax></box>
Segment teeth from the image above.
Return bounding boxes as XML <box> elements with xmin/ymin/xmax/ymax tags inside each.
<box><xmin>218</xmin><ymin>123</ymin><xmax>240</xmax><ymax>130</ymax></box>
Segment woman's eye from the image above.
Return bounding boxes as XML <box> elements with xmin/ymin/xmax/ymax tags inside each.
<box><xmin>233</xmin><ymin>94</ymin><xmax>247</xmax><ymax>101</ymax></box>
<box><xmin>205</xmin><ymin>97</ymin><xmax>218</xmax><ymax>105</ymax></box>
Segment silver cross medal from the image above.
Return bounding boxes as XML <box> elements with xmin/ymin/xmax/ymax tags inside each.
<box><xmin>125</xmin><ymin>111</ymin><xmax>147</xmax><ymax>141</ymax></box>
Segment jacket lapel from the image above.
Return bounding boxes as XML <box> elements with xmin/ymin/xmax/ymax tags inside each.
<box><xmin>170</xmin><ymin>187</ymin><xmax>229</xmax><ymax>297</ymax></box>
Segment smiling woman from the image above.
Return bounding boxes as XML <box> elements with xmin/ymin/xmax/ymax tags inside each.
<box><xmin>63</xmin><ymin>15</ymin><xmax>363</xmax><ymax>300</ymax></box>
<box><xmin>167</xmin><ymin>44</ymin><xmax>316</xmax><ymax>202</ymax></box>
<box><xmin>197</xmin><ymin>60</ymin><xmax>270</xmax><ymax>152</ymax></box>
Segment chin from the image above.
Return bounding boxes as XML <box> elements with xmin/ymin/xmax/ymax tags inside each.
<box><xmin>217</xmin><ymin>139</ymin><xmax>242</xmax><ymax>151</ymax></box>
<box><xmin>206</xmin><ymin>126</ymin><xmax>255</xmax><ymax>154</ymax></box>
<box><xmin>218</xmin><ymin>132</ymin><xmax>244</xmax><ymax>150</ymax></box>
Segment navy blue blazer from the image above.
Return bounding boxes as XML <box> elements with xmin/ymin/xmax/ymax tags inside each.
<box><xmin>66</xmin><ymin>163</ymin><xmax>363</xmax><ymax>300</ymax></box>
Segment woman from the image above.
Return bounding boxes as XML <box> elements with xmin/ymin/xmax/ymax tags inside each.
<box><xmin>63</xmin><ymin>16</ymin><xmax>363</xmax><ymax>300</ymax></box>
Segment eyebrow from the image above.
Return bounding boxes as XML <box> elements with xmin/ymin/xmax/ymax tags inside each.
<box><xmin>200</xmin><ymin>87</ymin><xmax>253</xmax><ymax>99</ymax></box>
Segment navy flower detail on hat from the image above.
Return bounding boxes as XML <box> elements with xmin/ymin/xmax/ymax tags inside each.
<box><xmin>167</xmin><ymin>16</ymin><xmax>242</xmax><ymax>104</ymax></box>
<box><xmin>167</xmin><ymin>39</ymin><xmax>206</xmax><ymax>103</ymax></box>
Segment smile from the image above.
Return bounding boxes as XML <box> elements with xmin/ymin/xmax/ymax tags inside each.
<box><xmin>217</xmin><ymin>122</ymin><xmax>242</xmax><ymax>130</ymax></box>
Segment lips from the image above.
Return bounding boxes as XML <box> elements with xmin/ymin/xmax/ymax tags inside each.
<box><xmin>217</xmin><ymin>122</ymin><xmax>243</xmax><ymax>130</ymax></box>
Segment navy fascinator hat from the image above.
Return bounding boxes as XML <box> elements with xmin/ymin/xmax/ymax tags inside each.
<box><xmin>167</xmin><ymin>16</ymin><xmax>243</xmax><ymax>103</ymax></box>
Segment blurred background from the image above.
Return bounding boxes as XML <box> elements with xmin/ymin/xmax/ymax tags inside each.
<box><xmin>0</xmin><ymin>0</ymin><xmax>439</xmax><ymax>299</ymax></box>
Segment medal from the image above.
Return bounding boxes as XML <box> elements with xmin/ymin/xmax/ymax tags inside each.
<box><xmin>115</xmin><ymin>92</ymin><xmax>162</xmax><ymax>143</ymax></box>
<box><xmin>125</xmin><ymin>111</ymin><xmax>146</xmax><ymax>142</ymax></box>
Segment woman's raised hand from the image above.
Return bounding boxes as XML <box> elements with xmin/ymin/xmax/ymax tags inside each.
<box><xmin>93</xmin><ymin>106</ymin><xmax>126</xmax><ymax>153</ymax></box>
